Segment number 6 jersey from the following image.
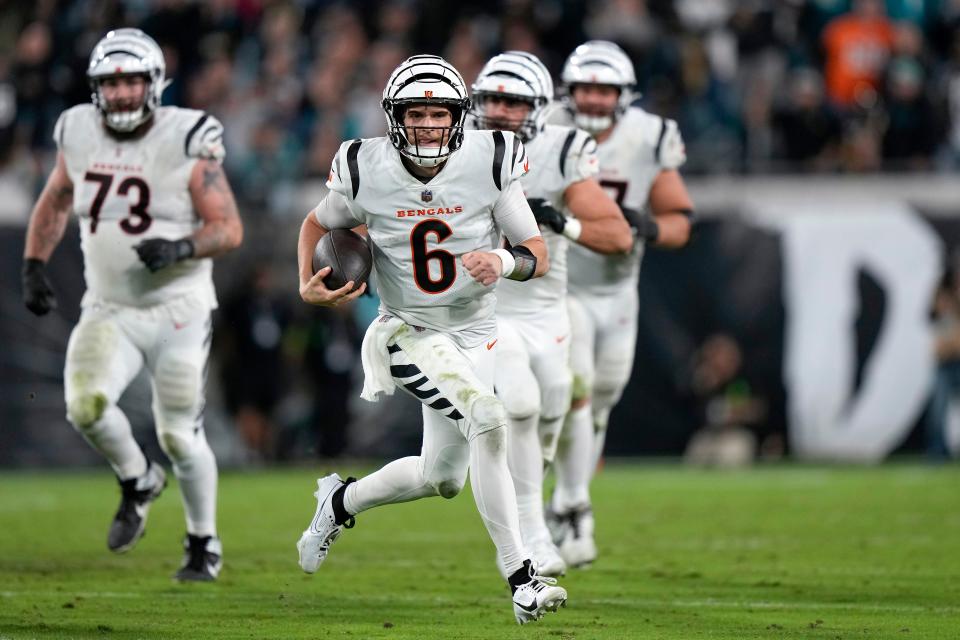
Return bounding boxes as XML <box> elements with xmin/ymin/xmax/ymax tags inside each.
<box><xmin>321</xmin><ymin>129</ymin><xmax>533</xmax><ymax>347</ymax></box>
<box><xmin>54</xmin><ymin>104</ymin><xmax>224</xmax><ymax>309</ymax></box>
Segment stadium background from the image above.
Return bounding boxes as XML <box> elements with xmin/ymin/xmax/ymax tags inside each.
<box><xmin>2</xmin><ymin>0</ymin><xmax>960</xmax><ymax>467</ymax></box>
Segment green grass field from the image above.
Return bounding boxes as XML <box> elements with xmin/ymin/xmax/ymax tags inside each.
<box><xmin>1</xmin><ymin>463</ymin><xmax>958</xmax><ymax>639</ymax></box>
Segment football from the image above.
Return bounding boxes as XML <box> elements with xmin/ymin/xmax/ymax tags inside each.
<box><xmin>312</xmin><ymin>228</ymin><xmax>373</xmax><ymax>292</ymax></box>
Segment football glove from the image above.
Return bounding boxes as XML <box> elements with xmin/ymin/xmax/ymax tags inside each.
<box><xmin>527</xmin><ymin>198</ymin><xmax>566</xmax><ymax>234</ymax></box>
<box><xmin>622</xmin><ymin>207</ymin><xmax>659</xmax><ymax>243</ymax></box>
<box><xmin>134</xmin><ymin>238</ymin><xmax>195</xmax><ymax>273</ymax></box>
<box><xmin>21</xmin><ymin>258</ymin><xmax>57</xmax><ymax>316</ymax></box>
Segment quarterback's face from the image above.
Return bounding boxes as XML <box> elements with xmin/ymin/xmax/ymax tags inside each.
<box><xmin>100</xmin><ymin>75</ymin><xmax>148</xmax><ymax>114</ymax></box>
<box><xmin>403</xmin><ymin>105</ymin><xmax>453</xmax><ymax>148</ymax></box>
<box><xmin>571</xmin><ymin>83</ymin><xmax>619</xmax><ymax>118</ymax></box>
<box><xmin>480</xmin><ymin>95</ymin><xmax>533</xmax><ymax>132</ymax></box>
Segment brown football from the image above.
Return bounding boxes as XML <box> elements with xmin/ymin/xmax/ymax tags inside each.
<box><xmin>312</xmin><ymin>229</ymin><xmax>373</xmax><ymax>292</ymax></box>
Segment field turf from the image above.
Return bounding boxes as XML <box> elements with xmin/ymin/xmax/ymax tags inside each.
<box><xmin>1</xmin><ymin>463</ymin><xmax>958</xmax><ymax>639</ymax></box>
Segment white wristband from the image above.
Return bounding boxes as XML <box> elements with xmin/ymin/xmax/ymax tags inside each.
<box><xmin>562</xmin><ymin>217</ymin><xmax>582</xmax><ymax>242</ymax></box>
<box><xmin>492</xmin><ymin>248</ymin><xmax>515</xmax><ymax>277</ymax></box>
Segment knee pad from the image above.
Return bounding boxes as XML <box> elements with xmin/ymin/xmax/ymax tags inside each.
<box><xmin>469</xmin><ymin>394</ymin><xmax>507</xmax><ymax>434</ymax></box>
<box><xmin>539</xmin><ymin>376</ymin><xmax>572</xmax><ymax>422</ymax></box>
<box><xmin>570</xmin><ymin>372</ymin><xmax>593</xmax><ymax>404</ymax></box>
<box><xmin>498</xmin><ymin>385</ymin><xmax>541</xmax><ymax>420</ymax></box>
<box><xmin>157</xmin><ymin>425</ymin><xmax>199</xmax><ymax>463</ymax></box>
<box><xmin>66</xmin><ymin>392</ymin><xmax>108</xmax><ymax>430</ymax></box>
<box><xmin>154</xmin><ymin>354</ymin><xmax>201</xmax><ymax>413</ymax></box>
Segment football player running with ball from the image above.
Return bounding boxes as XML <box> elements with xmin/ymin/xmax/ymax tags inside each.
<box><xmin>295</xmin><ymin>55</ymin><xmax>567</xmax><ymax>624</ymax></box>
<box><xmin>21</xmin><ymin>29</ymin><xmax>243</xmax><ymax>580</ymax></box>
<box><xmin>469</xmin><ymin>51</ymin><xmax>632</xmax><ymax>578</ymax></box>
<box><xmin>546</xmin><ymin>41</ymin><xmax>694</xmax><ymax>568</ymax></box>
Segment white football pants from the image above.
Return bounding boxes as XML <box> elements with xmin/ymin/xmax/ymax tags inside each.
<box><xmin>343</xmin><ymin>320</ymin><xmax>528</xmax><ymax>576</ymax></box>
<box><xmin>64</xmin><ymin>295</ymin><xmax>217</xmax><ymax>537</ymax></box>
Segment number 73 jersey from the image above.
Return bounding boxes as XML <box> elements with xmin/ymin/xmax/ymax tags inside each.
<box><xmin>54</xmin><ymin>104</ymin><xmax>224</xmax><ymax>308</ymax></box>
<box><xmin>325</xmin><ymin>130</ymin><xmax>527</xmax><ymax>347</ymax></box>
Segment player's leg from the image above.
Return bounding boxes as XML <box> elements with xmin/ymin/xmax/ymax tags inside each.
<box><xmin>548</xmin><ymin>294</ymin><xmax>599</xmax><ymax>566</ymax></box>
<box><xmin>146</xmin><ymin>310</ymin><xmax>220</xmax><ymax>580</ymax></box>
<box><xmin>589</xmin><ymin>287</ymin><xmax>639</xmax><ymax>469</ymax></box>
<box><xmin>530</xmin><ymin>310</ymin><xmax>573</xmax><ymax>466</ymax></box>
<box><xmin>458</xmin><ymin>332</ymin><xmax>567</xmax><ymax>620</ymax></box>
<box><xmin>495</xmin><ymin>319</ymin><xmax>565</xmax><ymax>575</ymax></box>
<box><xmin>64</xmin><ymin>305</ymin><xmax>166</xmax><ymax>552</ymax></box>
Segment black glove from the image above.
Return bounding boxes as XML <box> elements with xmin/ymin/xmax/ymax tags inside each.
<box><xmin>622</xmin><ymin>207</ymin><xmax>659</xmax><ymax>243</ymax></box>
<box><xmin>527</xmin><ymin>198</ymin><xmax>566</xmax><ymax>234</ymax></box>
<box><xmin>134</xmin><ymin>238</ymin><xmax>195</xmax><ymax>273</ymax></box>
<box><xmin>22</xmin><ymin>258</ymin><xmax>57</xmax><ymax>316</ymax></box>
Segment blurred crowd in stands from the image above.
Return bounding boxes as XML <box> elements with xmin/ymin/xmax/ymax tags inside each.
<box><xmin>7</xmin><ymin>0</ymin><xmax>960</xmax><ymax>193</ymax></box>
<box><xmin>4</xmin><ymin>0</ymin><xmax>960</xmax><ymax>460</ymax></box>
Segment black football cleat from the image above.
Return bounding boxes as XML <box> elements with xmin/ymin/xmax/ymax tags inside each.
<box><xmin>174</xmin><ymin>534</ymin><xmax>222</xmax><ymax>582</ymax></box>
<box><xmin>107</xmin><ymin>461</ymin><xmax>167</xmax><ymax>553</ymax></box>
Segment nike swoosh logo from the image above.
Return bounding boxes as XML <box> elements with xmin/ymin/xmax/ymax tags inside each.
<box><xmin>555</xmin><ymin>335</ymin><xmax>567</xmax><ymax>343</ymax></box>
<box><xmin>517</xmin><ymin>599</ymin><xmax>539</xmax><ymax>612</ymax></box>
<box><xmin>486</xmin><ymin>339</ymin><xmax>498</xmax><ymax>350</ymax></box>
<box><xmin>173</xmin><ymin>321</ymin><xmax>188</xmax><ymax>330</ymax></box>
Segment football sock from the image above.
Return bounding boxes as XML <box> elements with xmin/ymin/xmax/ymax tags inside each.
<box><xmin>506</xmin><ymin>414</ymin><xmax>549</xmax><ymax>542</ymax></box>
<box><xmin>553</xmin><ymin>403</ymin><xmax>593</xmax><ymax>512</ymax></box>
<box><xmin>470</xmin><ymin>426</ymin><xmax>526</xmax><ymax>576</ymax></box>
<box><xmin>331</xmin><ymin>477</ymin><xmax>356</xmax><ymax>525</ymax></box>
<box><xmin>507</xmin><ymin>559</ymin><xmax>535</xmax><ymax>593</ymax></box>
<box><xmin>171</xmin><ymin>431</ymin><xmax>218</xmax><ymax>537</ymax></box>
<box><xmin>73</xmin><ymin>405</ymin><xmax>148</xmax><ymax>480</ymax></box>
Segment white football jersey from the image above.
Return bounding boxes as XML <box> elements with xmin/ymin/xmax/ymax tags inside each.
<box><xmin>54</xmin><ymin>104</ymin><xmax>224</xmax><ymax>308</ymax></box>
<box><xmin>548</xmin><ymin>105</ymin><xmax>685</xmax><ymax>296</ymax></box>
<box><xmin>496</xmin><ymin>124</ymin><xmax>598</xmax><ymax>317</ymax></box>
<box><xmin>325</xmin><ymin>130</ymin><xmax>528</xmax><ymax>346</ymax></box>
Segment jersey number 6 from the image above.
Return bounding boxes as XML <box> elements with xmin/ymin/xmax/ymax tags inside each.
<box><xmin>83</xmin><ymin>171</ymin><xmax>153</xmax><ymax>235</ymax></box>
<box><xmin>410</xmin><ymin>219</ymin><xmax>456</xmax><ymax>294</ymax></box>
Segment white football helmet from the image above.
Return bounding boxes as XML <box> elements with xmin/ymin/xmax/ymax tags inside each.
<box><xmin>382</xmin><ymin>55</ymin><xmax>470</xmax><ymax>168</ymax></box>
<box><xmin>88</xmin><ymin>28</ymin><xmax>168</xmax><ymax>132</ymax></box>
<box><xmin>470</xmin><ymin>51</ymin><xmax>553</xmax><ymax>142</ymax></box>
<box><xmin>560</xmin><ymin>40</ymin><xmax>637</xmax><ymax>134</ymax></box>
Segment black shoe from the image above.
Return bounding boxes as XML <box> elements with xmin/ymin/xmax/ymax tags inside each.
<box><xmin>107</xmin><ymin>462</ymin><xmax>167</xmax><ymax>553</ymax></box>
<box><xmin>174</xmin><ymin>534</ymin><xmax>223</xmax><ymax>582</ymax></box>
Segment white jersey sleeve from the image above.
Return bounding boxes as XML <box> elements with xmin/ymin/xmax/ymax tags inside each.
<box><xmin>492</xmin><ymin>181</ymin><xmax>540</xmax><ymax>245</ymax></box>
<box><xmin>324</xmin><ymin>140</ymin><xmax>368</xmax><ymax>225</ymax></box>
<box><xmin>562</xmin><ymin>128</ymin><xmax>600</xmax><ymax>185</ymax></box>
<box><xmin>184</xmin><ymin>112</ymin><xmax>226</xmax><ymax>162</ymax></box>
<box><xmin>313</xmin><ymin>190</ymin><xmax>363</xmax><ymax>229</ymax></box>
<box><xmin>657</xmin><ymin>118</ymin><xmax>686</xmax><ymax>170</ymax></box>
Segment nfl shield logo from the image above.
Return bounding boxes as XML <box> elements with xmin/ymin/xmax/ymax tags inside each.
<box><xmin>421</xmin><ymin>190</ymin><xmax>433</xmax><ymax>203</ymax></box>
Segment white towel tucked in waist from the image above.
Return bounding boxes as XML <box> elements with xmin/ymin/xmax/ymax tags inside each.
<box><xmin>360</xmin><ymin>314</ymin><xmax>405</xmax><ymax>402</ymax></box>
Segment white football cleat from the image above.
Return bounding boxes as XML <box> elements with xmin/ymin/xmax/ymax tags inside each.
<box><xmin>558</xmin><ymin>507</ymin><xmax>597</xmax><ymax>568</ymax></box>
<box><xmin>528</xmin><ymin>536</ymin><xmax>566</xmax><ymax>577</ymax></box>
<box><xmin>512</xmin><ymin>565</ymin><xmax>568</xmax><ymax>624</ymax></box>
<box><xmin>296</xmin><ymin>473</ymin><xmax>353</xmax><ymax>573</ymax></box>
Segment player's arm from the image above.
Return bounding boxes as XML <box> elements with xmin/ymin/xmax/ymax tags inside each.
<box><xmin>463</xmin><ymin>181</ymin><xmax>549</xmax><ymax>286</ymax></box>
<box><xmin>298</xmin><ymin>191</ymin><xmax>366</xmax><ymax>307</ymax></box>
<box><xmin>645</xmin><ymin>169</ymin><xmax>693</xmax><ymax>248</ymax></box>
<box><xmin>559</xmin><ymin>179</ymin><xmax>633</xmax><ymax>254</ymax></box>
<box><xmin>131</xmin><ymin>159</ymin><xmax>244</xmax><ymax>272</ymax></box>
<box><xmin>21</xmin><ymin>152</ymin><xmax>74</xmax><ymax>315</ymax></box>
